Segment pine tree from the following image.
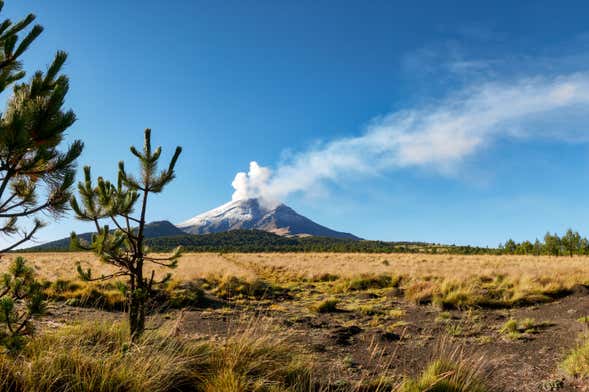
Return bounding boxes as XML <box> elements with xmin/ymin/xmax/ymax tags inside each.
<box><xmin>70</xmin><ymin>129</ymin><xmax>182</xmax><ymax>339</ymax></box>
<box><xmin>0</xmin><ymin>256</ymin><xmax>44</xmax><ymax>351</ymax></box>
<box><xmin>580</xmin><ymin>237</ymin><xmax>589</xmax><ymax>255</ymax></box>
<box><xmin>562</xmin><ymin>228</ymin><xmax>581</xmax><ymax>257</ymax></box>
<box><xmin>544</xmin><ymin>232</ymin><xmax>561</xmax><ymax>257</ymax></box>
<box><xmin>0</xmin><ymin>2</ymin><xmax>83</xmax><ymax>251</ymax></box>
<box><xmin>533</xmin><ymin>239</ymin><xmax>542</xmax><ymax>256</ymax></box>
<box><xmin>0</xmin><ymin>2</ymin><xmax>83</xmax><ymax>348</ymax></box>
<box><xmin>503</xmin><ymin>238</ymin><xmax>516</xmax><ymax>254</ymax></box>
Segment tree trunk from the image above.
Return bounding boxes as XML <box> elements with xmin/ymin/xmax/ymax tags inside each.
<box><xmin>129</xmin><ymin>275</ymin><xmax>140</xmax><ymax>340</ymax></box>
<box><xmin>130</xmin><ymin>187</ymin><xmax>148</xmax><ymax>341</ymax></box>
<box><xmin>128</xmin><ymin>273</ymin><xmax>146</xmax><ymax>341</ymax></box>
<box><xmin>136</xmin><ymin>259</ymin><xmax>145</xmax><ymax>338</ymax></box>
<box><xmin>129</xmin><ymin>294</ymin><xmax>139</xmax><ymax>340</ymax></box>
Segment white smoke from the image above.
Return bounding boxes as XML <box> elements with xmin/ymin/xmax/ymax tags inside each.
<box><xmin>231</xmin><ymin>162</ymin><xmax>272</xmax><ymax>201</ymax></box>
<box><xmin>231</xmin><ymin>73</ymin><xmax>589</xmax><ymax>203</ymax></box>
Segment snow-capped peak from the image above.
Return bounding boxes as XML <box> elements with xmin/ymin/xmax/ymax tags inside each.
<box><xmin>176</xmin><ymin>198</ymin><xmax>359</xmax><ymax>239</ymax></box>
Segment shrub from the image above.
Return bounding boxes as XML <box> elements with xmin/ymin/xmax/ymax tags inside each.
<box><xmin>313</xmin><ymin>298</ymin><xmax>339</xmax><ymax>313</ymax></box>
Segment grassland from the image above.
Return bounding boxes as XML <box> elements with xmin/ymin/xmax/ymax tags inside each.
<box><xmin>3</xmin><ymin>252</ymin><xmax>589</xmax><ymax>391</ymax></box>
<box><xmin>11</xmin><ymin>252</ymin><xmax>589</xmax><ymax>285</ymax></box>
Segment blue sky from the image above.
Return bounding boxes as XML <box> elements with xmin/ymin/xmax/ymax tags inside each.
<box><xmin>5</xmin><ymin>0</ymin><xmax>589</xmax><ymax>247</ymax></box>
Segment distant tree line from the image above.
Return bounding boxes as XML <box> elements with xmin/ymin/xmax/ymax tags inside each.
<box><xmin>23</xmin><ymin>229</ymin><xmax>503</xmax><ymax>254</ymax></box>
<box><xmin>30</xmin><ymin>228</ymin><xmax>589</xmax><ymax>256</ymax></box>
<box><xmin>500</xmin><ymin>228</ymin><xmax>589</xmax><ymax>256</ymax></box>
<box><xmin>141</xmin><ymin>230</ymin><xmax>500</xmax><ymax>254</ymax></box>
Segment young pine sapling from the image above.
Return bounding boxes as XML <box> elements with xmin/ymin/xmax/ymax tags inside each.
<box><xmin>70</xmin><ymin>129</ymin><xmax>181</xmax><ymax>339</ymax></box>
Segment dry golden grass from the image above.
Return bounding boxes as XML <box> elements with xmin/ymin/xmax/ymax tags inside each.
<box><xmin>236</xmin><ymin>253</ymin><xmax>589</xmax><ymax>283</ymax></box>
<box><xmin>3</xmin><ymin>252</ymin><xmax>257</xmax><ymax>282</ymax></box>
<box><xmin>6</xmin><ymin>252</ymin><xmax>589</xmax><ymax>288</ymax></box>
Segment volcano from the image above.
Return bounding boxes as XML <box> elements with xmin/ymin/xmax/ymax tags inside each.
<box><xmin>177</xmin><ymin>198</ymin><xmax>359</xmax><ymax>240</ymax></box>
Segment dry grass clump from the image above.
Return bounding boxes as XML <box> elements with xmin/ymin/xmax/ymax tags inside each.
<box><xmin>312</xmin><ymin>298</ymin><xmax>339</xmax><ymax>313</ymax></box>
<box><xmin>43</xmin><ymin>280</ymin><xmax>127</xmax><ymax>310</ymax></box>
<box><xmin>399</xmin><ymin>359</ymin><xmax>489</xmax><ymax>392</ymax></box>
<box><xmin>562</xmin><ymin>337</ymin><xmax>589</xmax><ymax>378</ymax></box>
<box><xmin>206</xmin><ymin>275</ymin><xmax>287</xmax><ymax>300</ymax></box>
<box><xmin>399</xmin><ymin>346</ymin><xmax>491</xmax><ymax>392</ymax></box>
<box><xmin>308</xmin><ymin>273</ymin><xmax>340</xmax><ymax>282</ymax></box>
<box><xmin>404</xmin><ymin>280</ymin><xmax>439</xmax><ymax>305</ymax></box>
<box><xmin>0</xmin><ymin>322</ymin><xmax>208</xmax><ymax>391</ymax></box>
<box><xmin>498</xmin><ymin>318</ymin><xmax>549</xmax><ymax>340</ymax></box>
<box><xmin>333</xmin><ymin>273</ymin><xmax>401</xmax><ymax>293</ymax></box>
<box><xmin>205</xmin><ymin>321</ymin><xmax>313</xmax><ymax>391</ymax></box>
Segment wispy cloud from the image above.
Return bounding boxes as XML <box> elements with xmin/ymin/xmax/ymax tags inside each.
<box><xmin>231</xmin><ymin>71</ymin><xmax>589</xmax><ymax>204</ymax></box>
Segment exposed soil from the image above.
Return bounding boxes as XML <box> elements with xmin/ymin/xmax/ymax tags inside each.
<box><xmin>42</xmin><ymin>283</ymin><xmax>589</xmax><ymax>391</ymax></box>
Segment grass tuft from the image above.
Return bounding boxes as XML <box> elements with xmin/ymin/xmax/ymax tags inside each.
<box><xmin>400</xmin><ymin>359</ymin><xmax>489</xmax><ymax>392</ymax></box>
<box><xmin>562</xmin><ymin>337</ymin><xmax>589</xmax><ymax>378</ymax></box>
<box><xmin>313</xmin><ymin>298</ymin><xmax>339</xmax><ymax>313</ymax></box>
<box><xmin>399</xmin><ymin>345</ymin><xmax>490</xmax><ymax>392</ymax></box>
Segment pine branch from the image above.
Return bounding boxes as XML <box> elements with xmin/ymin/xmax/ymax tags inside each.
<box><xmin>0</xmin><ymin>220</ymin><xmax>43</xmax><ymax>253</ymax></box>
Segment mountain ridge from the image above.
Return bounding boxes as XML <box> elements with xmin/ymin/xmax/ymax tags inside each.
<box><xmin>25</xmin><ymin>220</ymin><xmax>185</xmax><ymax>251</ymax></box>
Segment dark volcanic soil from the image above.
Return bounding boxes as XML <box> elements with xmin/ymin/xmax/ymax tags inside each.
<box><xmin>171</xmin><ymin>291</ymin><xmax>589</xmax><ymax>390</ymax></box>
<box><xmin>44</xmin><ymin>287</ymin><xmax>589</xmax><ymax>391</ymax></box>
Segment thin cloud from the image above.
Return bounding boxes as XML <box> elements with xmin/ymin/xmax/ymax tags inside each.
<box><xmin>232</xmin><ymin>72</ymin><xmax>589</xmax><ymax>204</ymax></box>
